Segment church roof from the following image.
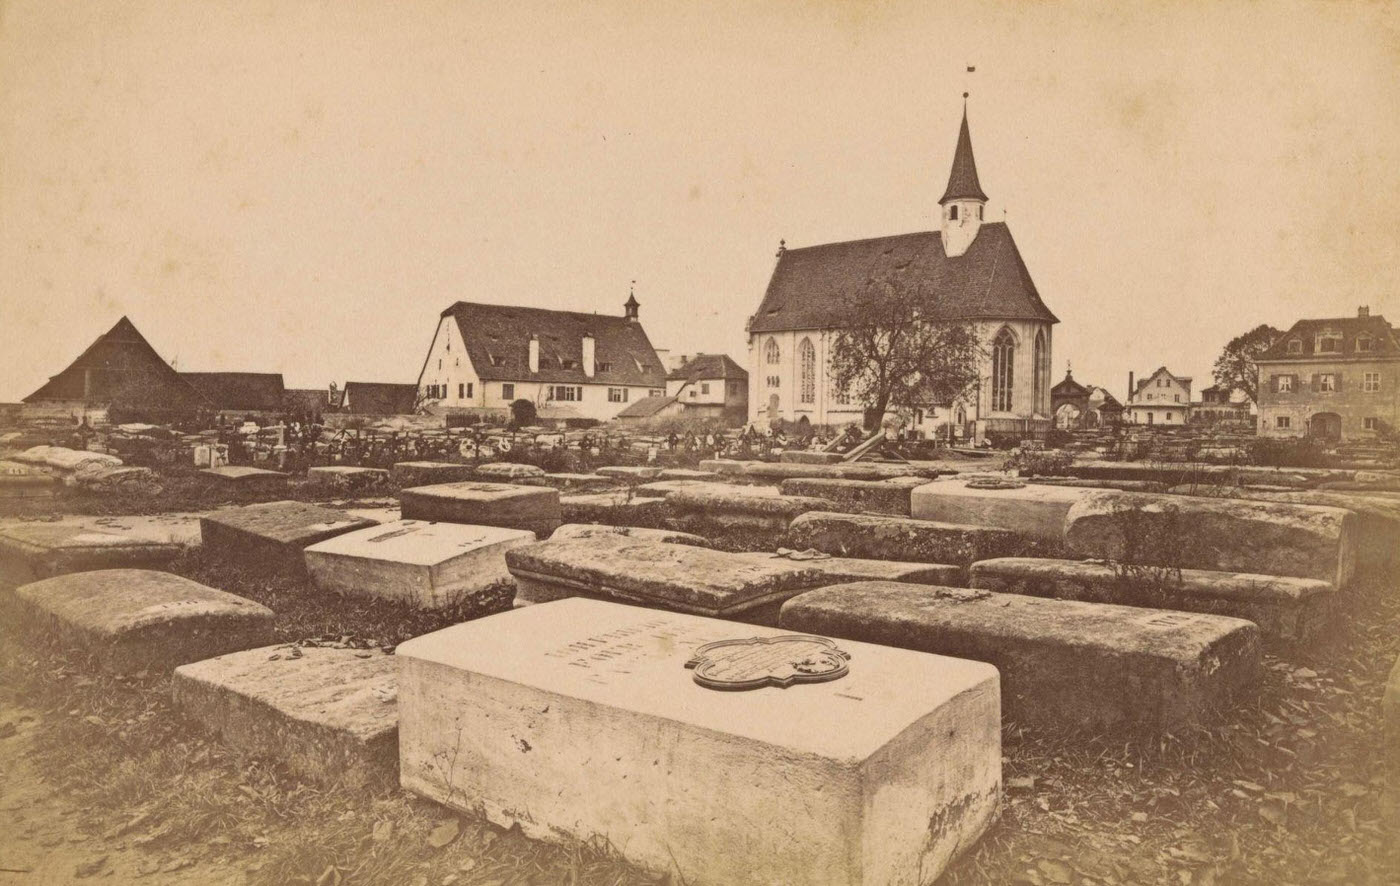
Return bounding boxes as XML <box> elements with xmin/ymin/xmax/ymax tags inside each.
<box><xmin>939</xmin><ymin>108</ymin><xmax>988</xmax><ymax>204</ymax></box>
<box><xmin>24</xmin><ymin>316</ymin><xmax>205</xmax><ymax>409</ymax></box>
<box><xmin>748</xmin><ymin>222</ymin><xmax>1057</xmax><ymax>334</ymax></box>
<box><xmin>439</xmin><ymin>302</ymin><xmax>666</xmax><ymax>387</ymax></box>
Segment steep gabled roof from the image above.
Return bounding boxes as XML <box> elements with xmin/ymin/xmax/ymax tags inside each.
<box><xmin>1131</xmin><ymin>367</ymin><xmax>1191</xmax><ymax>399</ymax></box>
<box><xmin>343</xmin><ymin>382</ymin><xmax>418</xmax><ymax>415</ymax></box>
<box><xmin>1051</xmin><ymin>370</ymin><xmax>1089</xmax><ymax>398</ymax></box>
<box><xmin>748</xmin><ymin>223</ymin><xmax>1057</xmax><ymax>334</ymax></box>
<box><xmin>180</xmin><ymin>372</ymin><xmax>286</xmax><ymax>412</ymax></box>
<box><xmin>24</xmin><ymin>316</ymin><xmax>205</xmax><ymax>409</ymax></box>
<box><xmin>940</xmin><ymin>107</ymin><xmax>988</xmax><ymax>204</ymax></box>
<box><xmin>1087</xmin><ymin>386</ymin><xmax>1123</xmax><ymax>409</ymax></box>
<box><xmin>441</xmin><ymin>302</ymin><xmax>666</xmax><ymax>387</ymax></box>
<box><xmin>615</xmin><ymin>395</ymin><xmax>679</xmax><ymax>419</ymax></box>
<box><xmin>1258</xmin><ymin>314</ymin><xmax>1399</xmax><ymax>361</ymax></box>
<box><xmin>666</xmin><ymin>353</ymin><xmax>748</xmax><ymax>383</ymax></box>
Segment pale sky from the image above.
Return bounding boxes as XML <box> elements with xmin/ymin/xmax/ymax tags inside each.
<box><xmin>2</xmin><ymin>0</ymin><xmax>1398</xmax><ymax>402</ymax></box>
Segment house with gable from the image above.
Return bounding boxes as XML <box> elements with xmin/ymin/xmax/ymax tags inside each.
<box><xmin>414</xmin><ymin>291</ymin><xmax>667</xmax><ymax>422</ymax></box>
<box><xmin>745</xmin><ymin>100</ymin><xmax>1058</xmax><ymax>442</ymax></box>
<box><xmin>1126</xmin><ymin>367</ymin><xmax>1192</xmax><ymax>426</ymax></box>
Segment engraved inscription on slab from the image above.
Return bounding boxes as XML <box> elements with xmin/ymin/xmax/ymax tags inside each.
<box><xmin>685</xmin><ymin>635</ymin><xmax>851</xmax><ymax>691</ymax></box>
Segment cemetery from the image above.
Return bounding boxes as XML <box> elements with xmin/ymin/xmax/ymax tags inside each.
<box><xmin>0</xmin><ymin>419</ymin><xmax>1396</xmax><ymax>886</ymax></box>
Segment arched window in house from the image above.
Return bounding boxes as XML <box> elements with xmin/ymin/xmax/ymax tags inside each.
<box><xmin>991</xmin><ymin>327</ymin><xmax>1016</xmax><ymax>413</ymax></box>
<box><xmin>764</xmin><ymin>338</ymin><xmax>780</xmax><ymax>365</ymax></box>
<box><xmin>798</xmin><ymin>338</ymin><xmax>816</xmax><ymax>404</ymax></box>
<box><xmin>1033</xmin><ymin>330</ymin><xmax>1047</xmax><ymax>414</ymax></box>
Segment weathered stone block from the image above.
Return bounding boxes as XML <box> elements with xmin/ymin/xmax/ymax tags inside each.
<box><xmin>911</xmin><ymin>480</ymin><xmax>1090</xmax><ymax>540</ymax></box>
<box><xmin>474</xmin><ymin>461</ymin><xmax>547</xmax><ymax>480</ymax></box>
<box><xmin>173</xmin><ymin>645</ymin><xmax>397</xmax><ymax>787</ymax></box>
<box><xmin>304</xmin><ymin>520</ymin><xmax>534</xmax><ymax>609</ymax></box>
<box><xmin>631</xmin><ymin>479</ymin><xmax>727</xmax><ymax>498</ymax></box>
<box><xmin>1062</xmin><ymin>492</ymin><xmax>1356</xmax><ymax>588</ymax></box>
<box><xmin>399</xmin><ymin>481</ymin><xmax>560</xmax><ymax>537</ymax></box>
<box><xmin>780</xmin><ymin>581</ymin><xmax>1261</xmax><ymax>730</ymax></box>
<box><xmin>697</xmin><ymin>459</ymin><xmax>746</xmax><ymax>475</ymax></box>
<box><xmin>779</xmin><ymin>450</ymin><xmax>845</xmax><ymax>465</ymax></box>
<box><xmin>397</xmin><ymin>598</ymin><xmax>1001</xmax><ymax>886</ymax></box>
<box><xmin>735</xmin><ymin>552</ymin><xmax>962</xmax><ymax>586</ymax></box>
<box><xmin>0</xmin><ymin>462</ymin><xmax>57</xmax><ymax>499</ymax></box>
<box><xmin>506</xmin><ymin>535</ymin><xmax>839</xmax><ymax>622</ymax></box>
<box><xmin>667</xmin><ymin>486</ymin><xmax>836</xmax><ymax>533</ymax></box>
<box><xmin>201</xmin><ymin>465</ymin><xmax>290</xmax><ymax>486</ymax></box>
<box><xmin>306</xmin><ymin>465</ymin><xmax>389</xmax><ymax>491</ymax></box>
<box><xmin>542</xmin><ymin>472</ymin><xmax>613</xmax><ymax>491</ymax></box>
<box><xmin>200</xmin><ymin>500</ymin><xmax>377</xmax><ymax>573</ymax></box>
<box><xmin>0</xmin><ymin>523</ymin><xmax>183</xmax><ymax>586</ymax></box>
<box><xmin>780</xmin><ymin>477</ymin><xmax>926</xmax><ymax>516</ymax></box>
<box><xmin>390</xmin><ymin>461</ymin><xmax>476</xmax><ymax>486</ymax></box>
<box><xmin>969</xmin><ymin>557</ymin><xmax>1333</xmax><ymax>641</ymax></box>
<box><xmin>784</xmin><ymin>511</ymin><xmax>1031</xmax><ymax>567</ymax></box>
<box><xmin>595</xmin><ymin>465</ymin><xmax>662</xmax><ymax>481</ymax></box>
<box><xmin>15</xmin><ymin>569</ymin><xmax>274</xmax><ymax>673</ymax></box>
<box><xmin>559</xmin><ymin>491</ymin><xmax>669</xmax><ymax>526</ymax></box>
<box><xmin>656</xmin><ymin>468</ymin><xmax>720</xmax><ymax>481</ymax></box>
<box><xmin>551</xmin><ymin>523</ymin><xmax>710</xmax><ymax>547</ymax></box>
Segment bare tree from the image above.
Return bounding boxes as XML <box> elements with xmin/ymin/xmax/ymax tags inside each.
<box><xmin>827</xmin><ymin>277</ymin><xmax>982</xmax><ymax>430</ymax></box>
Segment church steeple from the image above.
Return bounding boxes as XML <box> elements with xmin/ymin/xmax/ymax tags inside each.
<box><xmin>939</xmin><ymin>95</ymin><xmax>988</xmax><ymax>258</ymax></box>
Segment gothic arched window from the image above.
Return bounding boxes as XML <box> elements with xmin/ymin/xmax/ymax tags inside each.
<box><xmin>1033</xmin><ymin>330</ymin><xmax>1047</xmax><ymax>414</ymax></box>
<box><xmin>991</xmin><ymin>327</ymin><xmax>1016</xmax><ymax>413</ymax></box>
<box><xmin>764</xmin><ymin>338</ymin><xmax>780</xmax><ymax>365</ymax></box>
<box><xmin>798</xmin><ymin>338</ymin><xmax>816</xmax><ymax>404</ymax></box>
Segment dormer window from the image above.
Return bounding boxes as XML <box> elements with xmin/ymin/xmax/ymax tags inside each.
<box><xmin>560</xmin><ymin>359</ymin><xmax>577</xmax><ymax>370</ymax></box>
<box><xmin>1357</xmin><ymin>335</ymin><xmax>1374</xmax><ymax>353</ymax></box>
<box><xmin>1287</xmin><ymin>340</ymin><xmax>1303</xmax><ymax>354</ymax></box>
<box><xmin>1317</xmin><ymin>333</ymin><xmax>1342</xmax><ymax>354</ymax></box>
<box><xmin>597</xmin><ymin>361</ymin><xmax>613</xmax><ymax>372</ymax></box>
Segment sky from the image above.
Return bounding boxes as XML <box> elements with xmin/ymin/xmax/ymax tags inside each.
<box><xmin>2</xmin><ymin>0</ymin><xmax>1398</xmax><ymax>402</ymax></box>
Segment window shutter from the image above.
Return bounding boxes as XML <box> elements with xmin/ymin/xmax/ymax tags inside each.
<box><xmin>1289</xmin><ymin>375</ymin><xmax>1298</xmax><ymax>392</ymax></box>
<box><xmin>1270</xmin><ymin>375</ymin><xmax>1279</xmax><ymax>393</ymax></box>
<box><xmin>1333</xmin><ymin>372</ymin><xmax>1342</xmax><ymax>390</ymax></box>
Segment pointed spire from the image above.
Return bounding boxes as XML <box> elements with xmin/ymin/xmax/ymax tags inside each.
<box><xmin>939</xmin><ymin>97</ymin><xmax>988</xmax><ymax>204</ymax></box>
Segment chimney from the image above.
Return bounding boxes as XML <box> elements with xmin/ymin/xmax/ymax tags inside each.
<box><xmin>528</xmin><ymin>335</ymin><xmax>540</xmax><ymax>374</ymax></box>
<box><xmin>582</xmin><ymin>333</ymin><xmax>595</xmax><ymax>378</ymax></box>
<box><xmin>1128</xmin><ymin>371</ymin><xmax>1135</xmax><ymax>403</ymax></box>
<box><xmin>1359</xmin><ymin>306</ymin><xmax>1370</xmax><ymax>318</ymax></box>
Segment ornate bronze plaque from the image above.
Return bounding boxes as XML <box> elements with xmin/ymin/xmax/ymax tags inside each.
<box><xmin>684</xmin><ymin>635</ymin><xmax>851</xmax><ymax>691</ymax></box>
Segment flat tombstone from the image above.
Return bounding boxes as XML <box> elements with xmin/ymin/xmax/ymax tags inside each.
<box><xmin>475</xmin><ymin>462</ymin><xmax>547</xmax><ymax>481</ymax></box>
<box><xmin>736</xmin><ymin>552</ymin><xmax>962</xmax><ymax>587</ymax></box>
<box><xmin>0</xmin><ymin>523</ymin><xmax>183</xmax><ymax>586</ymax></box>
<box><xmin>559</xmin><ymin>492</ymin><xmax>668</xmax><ymax>527</ymax></box>
<box><xmin>780</xmin><ymin>477</ymin><xmax>927</xmax><ymax>517</ymax></box>
<box><xmin>783</xmin><ymin>511</ymin><xmax>1032</xmax><ymax>567</ymax></box>
<box><xmin>550</xmin><ymin>523</ymin><xmax>711</xmax><ymax>547</ymax></box>
<box><xmin>200</xmin><ymin>500</ymin><xmax>378</xmax><ymax>573</ymax></box>
<box><xmin>595</xmin><ymin>465</ymin><xmax>662</xmax><ymax>481</ymax></box>
<box><xmin>397</xmin><ymin>598</ymin><xmax>1001</xmax><ymax>886</ymax></box>
<box><xmin>399</xmin><ymin>481</ymin><xmax>560</xmax><ymax>537</ymax></box>
<box><xmin>968</xmin><ymin>557</ymin><xmax>1334</xmax><ymax>641</ymax></box>
<box><xmin>200</xmin><ymin>465</ymin><xmax>290</xmax><ymax>492</ymax></box>
<box><xmin>14</xmin><ymin>569</ymin><xmax>274</xmax><ymax>673</ymax></box>
<box><xmin>304</xmin><ymin>519</ymin><xmax>536</xmax><ymax>609</ymax></box>
<box><xmin>910</xmin><ymin>479</ymin><xmax>1091</xmax><ymax>540</ymax></box>
<box><xmin>173</xmin><ymin>645</ymin><xmax>398</xmax><ymax>788</ymax></box>
<box><xmin>542</xmin><ymin>473</ymin><xmax>613</xmax><ymax>491</ymax></box>
<box><xmin>0</xmin><ymin>462</ymin><xmax>58</xmax><ymax>499</ymax></box>
<box><xmin>506</xmin><ymin>536</ymin><xmax>839</xmax><ymax>623</ymax></box>
<box><xmin>306</xmin><ymin>466</ymin><xmax>389</xmax><ymax>490</ymax></box>
<box><xmin>656</xmin><ymin>469</ymin><xmax>720</xmax><ymax>481</ymax></box>
<box><xmin>390</xmin><ymin>461</ymin><xmax>476</xmax><ymax>486</ymax></box>
<box><xmin>780</xmin><ymin>581</ymin><xmax>1261</xmax><ymax>731</ymax></box>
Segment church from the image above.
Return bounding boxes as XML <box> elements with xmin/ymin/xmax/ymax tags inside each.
<box><xmin>745</xmin><ymin>101</ymin><xmax>1059</xmax><ymax>443</ymax></box>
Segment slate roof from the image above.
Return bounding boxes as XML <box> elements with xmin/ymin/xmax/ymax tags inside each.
<box><xmin>439</xmin><ymin>302</ymin><xmax>666</xmax><ymax>387</ymax></box>
<box><xmin>343</xmin><ymin>382</ymin><xmax>419</xmax><ymax>415</ymax></box>
<box><xmin>940</xmin><ymin>108</ymin><xmax>988</xmax><ymax>204</ymax></box>
<box><xmin>666</xmin><ymin>354</ymin><xmax>748</xmax><ymax>383</ymax></box>
<box><xmin>24</xmin><ymin>317</ymin><xmax>205</xmax><ymax>409</ymax></box>
<box><xmin>615</xmin><ymin>395</ymin><xmax>679</xmax><ymax>419</ymax></box>
<box><xmin>748</xmin><ymin>223</ymin><xmax>1057</xmax><ymax>334</ymax></box>
<box><xmin>180</xmin><ymin>372</ymin><xmax>286</xmax><ymax>412</ymax></box>
<box><xmin>1051</xmin><ymin>370</ymin><xmax>1089</xmax><ymax>398</ymax></box>
<box><xmin>1257</xmin><ymin>314</ymin><xmax>1399</xmax><ymax>361</ymax></box>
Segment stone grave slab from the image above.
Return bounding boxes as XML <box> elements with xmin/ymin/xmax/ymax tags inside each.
<box><xmin>0</xmin><ymin>523</ymin><xmax>184</xmax><ymax>586</ymax></box>
<box><xmin>631</xmin><ymin>479</ymin><xmax>737</xmax><ymax>499</ymax></box>
<box><xmin>560</xmin><ymin>492</ymin><xmax>668</xmax><ymax>526</ymax></box>
<box><xmin>306</xmin><ymin>465</ymin><xmax>389</xmax><ymax>491</ymax></box>
<box><xmin>783</xmin><ymin>511</ymin><xmax>1031</xmax><ymax>567</ymax></box>
<box><xmin>304</xmin><ymin>519</ymin><xmax>535</xmax><ymax>609</ymax></box>
<box><xmin>779</xmin><ymin>450</ymin><xmax>845</xmax><ymax>465</ymax></box>
<box><xmin>910</xmin><ymin>479</ymin><xmax>1091</xmax><ymax>539</ymax></box>
<box><xmin>390</xmin><ymin>461</ymin><xmax>477</xmax><ymax>486</ymax></box>
<box><xmin>969</xmin><ymin>557</ymin><xmax>1333</xmax><ymax>641</ymax></box>
<box><xmin>542</xmin><ymin>472</ymin><xmax>614</xmax><ymax>491</ymax></box>
<box><xmin>505</xmin><ymin>535</ymin><xmax>842</xmax><ymax>623</ymax></box>
<box><xmin>780</xmin><ymin>581</ymin><xmax>1261</xmax><ymax>730</ymax></box>
<box><xmin>780</xmin><ymin>477</ymin><xmax>927</xmax><ymax>517</ymax></box>
<box><xmin>745</xmin><ymin>461</ymin><xmax>945</xmax><ymax>482</ymax></box>
<box><xmin>667</xmin><ymin>486</ymin><xmax>836</xmax><ymax>532</ymax></box>
<box><xmin>1385</xmin><ymin>655</ymin><xmax>1400</xmax><ymax>794</ymax></box>
<box><xmin>595</xmin><ymin>465</ymin><xmax>662</xmax><ymax>481</ymax></box>
<box><xmin>397</xmin><ymin>598</ymin><xmax>1001</xmax><ymax>886</ymax></box>
<box><xmin>551</xmin><ymin>523</ymin><xmax>710</xmax><ymax>547</ymax></box>
<box><xmin>399</xmin><ymin>481</ymin><xmax>560</xmax><ymax>537</ymax></box>
<box><xmin>200</xmin><ymin>501</ymin><xmax>378</xmax><ymax>572</ymax></box>
<box><xmin>697</xmin><ymin>459</ymin><xmax>746</xmax><ymax>475</ymax></box>
<box><xmin>173</xmin><ymin>645</ymin><xmax>397</xmax><ymax>787</ymax></box>
<box><xmin>1062</xmin><ymin>492</ymin><xmax>1356</xmax><ymax>587</ymax></box>
<box><xmin>736</xmin><ymin>552</ymin><xmax>962</xmax><ymax>586</ymax></box>
<box><xmin>14</xmin><ymin>569</ymin><xmax>274</xmax><ymax>673</ymax></box>
<box><xmin>474</xmin><ymin>461</ymin><xmax>547</xmax><ymax>481</ymax></box>
<box><xmin>0</xmin><ymin>462</ymin><xmax>58</xmax><ymax>499</ymax></box>
<box><xmin>200</xmin><ymin>465</ymin><xmax>290</xmax><ymax>489</ymax></box>
<box><xmin>656</xmin><ymin>468</ymin><xmax>720</xmax><ymax>481</ymax></box>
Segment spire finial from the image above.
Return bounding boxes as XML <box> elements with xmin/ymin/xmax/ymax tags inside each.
<box><xmin>776</xmin><ymin>238</ymin><xmax>786</xmax><ymax>258</ymax></box>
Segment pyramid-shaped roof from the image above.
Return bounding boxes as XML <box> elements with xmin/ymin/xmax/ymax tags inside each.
<box><xmin>24</xmin><ymin>317</ymin><xmax>204</xmax><ymax>411</ymax></box>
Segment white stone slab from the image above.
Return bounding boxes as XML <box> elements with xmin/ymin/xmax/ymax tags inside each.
<box><xmin>910</xmin><ymin>479</ymin><xmax>1089</xmax><ymax>539</ymax></box>
<box><xmin>397</xmin><ymin>598</ymin><xmax>1001</xmax><ymax>886</ymax></box>
<box><xmin>303</xmin><ymin>520</ymin><xmax>535</xmax><ymax>608</ymax></box>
